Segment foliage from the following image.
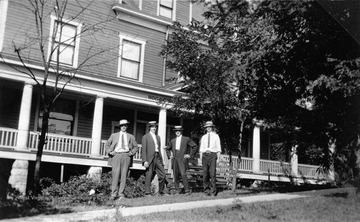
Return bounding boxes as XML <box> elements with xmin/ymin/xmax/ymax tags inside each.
<box><xmin>0</xmin><ymin>184</ymin><xmax>72</xmax><ymax>219</ymax></box>
<box><xmin>39</xmin><ymin>172</ymin><xmax>146</xmax><ymax>204</ymax></box>
<box><xmin>162</xmin><ymin>0</ymin><xmax>360</xmax><ymax>182</ymax></box>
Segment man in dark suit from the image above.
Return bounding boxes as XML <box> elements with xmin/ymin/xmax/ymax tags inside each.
<box><xmin>105</xmin><ymin>119</ymin><xmax>138</xmax><ymax>200</ymax></box>
<box><xmin>166</xmin><ymin>126</ymin><xmax>197</xmax><ymax>195</ymax></box>
<box><xmin>141</xmin><ymin>121</ymin><xmax>168</xmax><ymax>196</ymax></box>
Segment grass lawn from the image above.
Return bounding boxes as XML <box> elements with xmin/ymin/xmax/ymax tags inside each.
<box><xmin>1</xmin><ymin>186</ymin><xmax>355</xmax><ymax>221</ymax></box>
<box><xmin>112</xmin><ymin>190</ymin><xmax>360</xmax><ymax>222</ymax></box>
<box><xmin>0</xmin><ymin>189</ymin><xmax>267</xmax><ymax>219</ymax></box>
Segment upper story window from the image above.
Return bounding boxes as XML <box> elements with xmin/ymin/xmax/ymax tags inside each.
<box><xmin>48</xmin><ymin>16</ymin><xmax>82</xmax><ymax>68</ymax></box>
<box><xmin>159</xmin><ymin>0</ymin><xmax>175</xmax><ymax>19</ymax></box>
<box><xmin>118</xmin><ymin>35</ymin><xmax>146</xmax><ymax>82</ymax></box>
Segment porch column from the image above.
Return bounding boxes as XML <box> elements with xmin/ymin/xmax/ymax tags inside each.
<box><xmin>252</xmin><ymin>125</ymin><xmax>261</xmax><ymax>173</ymax></box>
<box><xmin>16</xmin><ymin>82</ymin><xmax>33</xmax><ymax>150</ymax></box>
<box><xmin>158</xmin><ymin>107</ymin><xmax>167</xmax><ymax>163</ymax></box>
<box><xmin>90</xmin><ymin>96</ymin><xmax>104</xmax><ymax>157</ymax></box>
<box><xmin>291</xmin><ymin>145</ymin><xmax>298</xmax><ymax>177</ymax></box>
<box><xmin>327</xmin><ymin>143</ymin><xmax>335</xmax><ymax>181</ymax></box>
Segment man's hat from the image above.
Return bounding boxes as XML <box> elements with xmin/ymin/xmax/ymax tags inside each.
<box><xmin>148</xmin><ymin>121</ymin><xmax>157</xmax><ymax>126</ymax></box>
<box><xmin>173</xmin><ymin>126</ymin><xmax>183</xmax><ymax>131</ymax></box>
<box><xmin>203</xmin><ymin>121</ymin><xmax>215</xmax><ymax>128</ymax></box>
<box><xmin>119</xmin><ymin>119</ymin><xmax>130</xmax><ymax>126</ymax></box>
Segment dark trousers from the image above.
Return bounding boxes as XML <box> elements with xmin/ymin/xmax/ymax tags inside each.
<box><xmin>173</xmin><ymin>151</ymin><xmax>190</xmax><ymax>193</ymax></box>
<box><xmin>202</xmin><ymin>152</ymin><xmax>217</xmax><ymax>195</ymax></box>
<box><xmin>145</xmin><ymin>152</ymin><xmax>166</xmax><ymax>194</ymax></box>
<box><xmin>111</xmin><ymin>153</ymin><xmax>131</xmax><ymax>197</ymax></box>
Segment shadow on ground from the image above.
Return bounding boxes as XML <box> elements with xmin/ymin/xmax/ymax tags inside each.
<box><xmin>0</xmin><ymin>198</ymin><xmax>72</xmax><ymax>220</ymax></box>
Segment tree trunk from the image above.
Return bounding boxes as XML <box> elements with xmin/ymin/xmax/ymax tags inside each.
<box><xmin>231</xmin><ymin>120</ymin><xmax>244</xmax><ymax>191</ymax></box>
<box><xmin>33</xmin><ymin>109</ymin><xmax>49</xmax><ymax>195</ymax></box>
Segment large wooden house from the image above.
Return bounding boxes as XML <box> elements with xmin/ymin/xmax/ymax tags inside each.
<box><xmin>0</xmin><ymin>0</ymin><xmax>329</xmax><ymax>195</ymax></box>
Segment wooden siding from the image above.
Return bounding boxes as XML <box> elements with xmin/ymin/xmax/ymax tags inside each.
<box><xmin>2</xmin><ymin>1</ymin><xmax>51</xmax><ymax>65</ymax></box>
<box><xmin>176</xmin><ymin>0</ymin><xmax>191</xmax><ymax>25</ymax></box>
<box><xmin>141</xmin><ymin>0</ymin><xmax>158</xmax><ymax>16</ymax></box>
<box><xmin>3</xmin><ymin>0</ymin><xmax>175</xmax><ymax>88</ymax></box>
<box><xmin>114</xmin><ymin>20</ymin><xmax>166</xmax><ymax>87</ymax></box>
<box><xmin>76</xmin><ymin>101</ymin><xmax>94</xmax><ymax>138</ymax></box>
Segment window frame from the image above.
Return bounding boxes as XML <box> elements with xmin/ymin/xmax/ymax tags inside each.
<box><xmin>47</xmin><ymin>15</ymin><xmax>82</xmax><ymax>68</ymax></box>
<box><xmin>118</xmin><ymin>34</ymin><xmax>146</xmax><ymax>82</ymax></box>
<box><xmin>158</xmin><ymin>0</ymin><xmax>176</xmax><ymax>20</ymax></box>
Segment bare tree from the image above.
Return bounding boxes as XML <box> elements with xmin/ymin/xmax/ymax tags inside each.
<box><xmin>1</xmin><ymin>0</ymin><xmax>119</xmax><ymax>194</ymax></box>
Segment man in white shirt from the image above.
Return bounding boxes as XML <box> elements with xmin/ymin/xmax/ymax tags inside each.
<box><xmin>199</xmin><ymin>121</ymin><xmax>221</xmax><ymax>196</ymax></box>
<box><xmin>166</xmin><ymin>126</ymin><xmax>197</xmax><ymax>195</ymax></box>
<box><xmin>105</xmin><ymin>119</ymin><xmax>138</xmax><ymax>200</ymax></box>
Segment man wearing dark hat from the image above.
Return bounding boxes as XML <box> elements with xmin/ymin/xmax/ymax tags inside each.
<box><xmin>166</xmin><ymin>126</ymin><xmax>198</xmax><ymax>195</ymax></box>
<box><xmin>141</xmin><ymin>121</ymin><xmax>168</xmax><ymax>196</ymax></box>
<box><xmin>105</xmin><ymin>119</ymin><xmax>138</xmax><ymax>200</ymax></box>
<box><xmin>199</xmin><ymin>121</ymin><xmax>221</xmax><ymax>196</ymax></box>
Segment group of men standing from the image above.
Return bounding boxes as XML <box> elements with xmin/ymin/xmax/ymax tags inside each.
<box><xmin>105</xmin><ymin>120</ymin><xmax>221</xmax><ymax>200</ymax></box>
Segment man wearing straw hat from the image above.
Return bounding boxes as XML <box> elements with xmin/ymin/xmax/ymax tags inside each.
<box><xmin>199</xmin><ymin>121</ymin><xmax>221</xmax><ymax>196</ymax></box>
<box><xmin>105</xmin><ymin>119</ymin><xmax>138</xmax><ymax>200</ymax></box>
<box><xmin>166</xmin><ymin>125</ymin><xmax>198</xmax><ymax>195</ymax></box>
<box><xmin>141</xmin><ymin>121</ymin><xmax>168</xmax><ymax>196</ymax></box>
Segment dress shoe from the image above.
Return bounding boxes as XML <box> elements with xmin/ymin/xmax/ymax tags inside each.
<box><xmin>184</xmin><ymin>192</ymin><xmax>191</xmax><ymax>196</ymax></box>
<box><xmin>160</xmin><ymin>192</ymin><xmax>170</xmax><ymax>196</ymax></box>
<box><xmin>145</xmin><ymin>194</ymin><xmax>152</xmax><ymax>197</ymax></box>
<box><xmin>204</xmin><ymin>192</ymin><xmax>210</xmax><ymax>197</ymax></box>
<box><xmin>118</xmin><ymin>193</ymin><xmax>125</xmax><ymax>198</ymax></box>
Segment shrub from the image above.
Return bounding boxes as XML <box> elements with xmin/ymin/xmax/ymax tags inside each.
<box><xmin>39</xmin><ymin>171</ymin><xmax>146</xmax><ymax>204</ymax></box>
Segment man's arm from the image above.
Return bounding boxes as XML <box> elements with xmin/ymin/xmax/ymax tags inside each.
<box><xmin>129</xmin><ymin>135</ymin><xmax>138</xmax><ymax>156</ymax></box>
<box><xmin>105</xmin><ymin>134</ymin><xmax>115</xmax><ymax>156</ymax></box>
<box><xmin>141</xmin><ymin>135</ymin><xmax>147</xmax><ymax>163</ymax></box>
<box><xmin>215</xmin><ymin>134</ymin><xmax>222</xmax><ymax>163</ymax></box>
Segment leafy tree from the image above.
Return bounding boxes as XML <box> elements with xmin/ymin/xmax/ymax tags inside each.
<box><xmin>162</xmin><ymin>0</ymin><xmax>360</xmax><ymax>185</ymax></box>
<box><xmin>1</xmin><ymin>0</ymin><xmax>118</xmax><ymax>194</ymax></box>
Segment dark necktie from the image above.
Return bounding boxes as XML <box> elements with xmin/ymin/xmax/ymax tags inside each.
<box><xmin>121</xmin><ymin>133</ymin><xmax>125</xmax><ymax>149</ymax></box>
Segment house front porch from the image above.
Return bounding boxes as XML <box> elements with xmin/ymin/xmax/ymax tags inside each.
<box><xmin>0</xmin><ymin>127</ymin><xmax>330</xmax><ymax>188</ymax></box>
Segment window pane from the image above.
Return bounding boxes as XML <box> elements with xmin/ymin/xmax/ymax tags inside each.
<box><xmin>122</xmin><ymin>41</ymin><xmax>141</xmax><ymax>62</ymax></box>
<box><xmin>121</xmin><ymin>59</ymin><xmax>139</xmax><ymax>79</ymax></box>
<box><xmin>160</xmin><ymin>7</ymin><xmax>172</xmax><ymax>18</ymax></box>
<box><xmin>52</xmin><ymin>44</ymin><xmax>75</xmax><ymax>65</ymax></box>
<box><xmin>38</xmin><ymin>112</ymin><xmax>73</xmax><ymax>135</ymax></box>
<box><xmin>48</xmin><ymin>119</ymin><xmax>72</xmax><ymax>135</ymax></box>
<box><xmin>160</xmin><ymin>0</ymin><xmax>173</xmax><ymax>8</ymax></box>
<box><xmin>55</xmin><ymin>23</ymin><xmax>77</xmax><ymax>46</ymax></box>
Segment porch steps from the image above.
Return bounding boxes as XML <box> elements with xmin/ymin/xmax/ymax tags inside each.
<box><xmin>165</xmin><ymin>164</ymin><xmax>229</xmax><ymax>193</ymax></box>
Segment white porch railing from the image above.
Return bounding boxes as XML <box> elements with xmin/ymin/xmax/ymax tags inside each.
<box><xmin>220</xmin><ymin>156</ymin><xmax>253</xmax><ymax>172</ymax></box>
<box><xmin>298</xmin><ymin>163</ymin><xmax>325</xmax><ymax>179</ymax></box>
<box><xmin>0</xmin><ymin>127</ymin><xmax>325</xmax><ymax>180</ymax></box>
<box><xmin>0</xmin><ymin>127</ymin><xmax>18</xmax><ymax>148</ymax></box>
<box><xmin>260</xmin><ymin>159</ymin><xmax>292</xmax><ymax>175</ymax></box>
<box><xmin>28</xmin><ymin>131</ymin><xmax>92</xmax><ymax>156</ymax></box>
